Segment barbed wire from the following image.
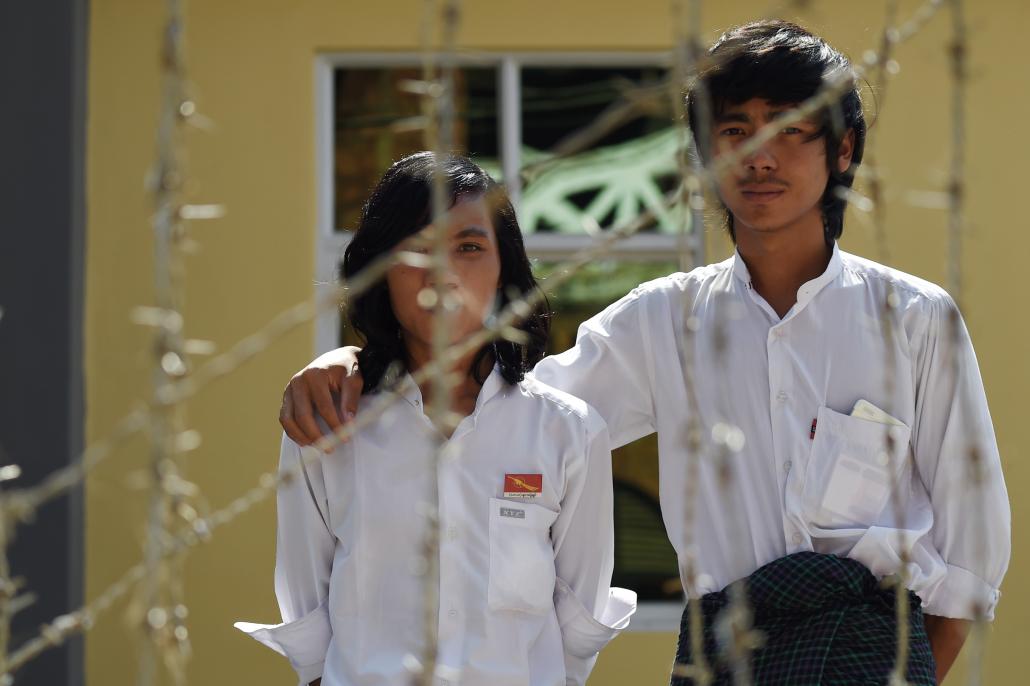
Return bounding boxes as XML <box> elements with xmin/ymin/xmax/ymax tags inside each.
<box><xmin>0</xmin><ymin>0</ymin><xmax>992</xmax><ymax>683</ymax></box>
<box><xmin>944</xmin><ymin>2</ymin><xmax>992</xmax><ymax>685</ymax></box>
<box><xmin>857</xmin><ymin>3</ymin><xmax>916</xmax><ymax>684</ymax></box>
<box><xmin>414</xmin><ymin>0</ymin><xmax>462</xmax><ymax>683</ymax></box>
<box><xmin>666</xmin><ymin>0</ymin><xmax>714</xmax><ymax>680</ymax></box>
<box><xmin>134</xmin><ymin>1</ymin><xmax>197</xmax><ymax>681</ymax></box>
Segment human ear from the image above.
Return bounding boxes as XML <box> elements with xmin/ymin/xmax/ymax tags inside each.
<box><xmin>837</xmin><ymin>129</ymin><xmax>856</xmax><ymax>174</ymax></box>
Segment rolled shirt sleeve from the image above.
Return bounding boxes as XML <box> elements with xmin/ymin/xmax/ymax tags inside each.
<box><xmin>549</xmin><ymin>406</ymin><xmax>637</xmax><ymax>685</ymax></box>
<box><xmin>234</xmin><ymin>601</ymin><xmax>331</xmax><ymax>685</ymax></box>
<box><xmin>235</xmin><ymin>435</ymin><xmax>336</xmax><ymax>684</ymax></box>
<box><xmin>910</xmin><ymin>294</ymin><xmax>1010</xmax><ymax>619</ymax></box>
<box><xmin>555</xmin><ymin>581</ymin><xmax>636</xmax><ymax>656</ymax></box>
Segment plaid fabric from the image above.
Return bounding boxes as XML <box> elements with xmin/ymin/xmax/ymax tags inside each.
<box><xmin>671</xmin><ymin>552</ymin><xmax>937</xmax><ymax>685</ymax></box>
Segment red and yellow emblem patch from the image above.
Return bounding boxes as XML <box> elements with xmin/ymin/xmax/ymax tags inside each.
<box><xmin>503</xmin><ymin>473</ymin><xmax>542</xmax><ymax>499</ymax></box>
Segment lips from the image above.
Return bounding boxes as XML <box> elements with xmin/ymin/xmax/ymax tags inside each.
<box><xmin>740</xmin><ymin>187</ymin><xmax>785</xmax><ymax>203</ymax></box>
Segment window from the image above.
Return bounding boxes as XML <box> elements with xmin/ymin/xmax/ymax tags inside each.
<box><xmin>316</xmin><ymin>53</ymin><xmax>701</xmax><ymax>629</ymax></box>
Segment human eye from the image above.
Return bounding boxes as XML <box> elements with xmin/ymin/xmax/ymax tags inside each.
<box><xmin>456</xmin><ymin>242</ymin><xmax>484</xmax><ymax>254</ymax></box>
<box><xmin>719</xmin><ymin>126</ymin><xmax>746</xmax><ymax>137</ymax></box>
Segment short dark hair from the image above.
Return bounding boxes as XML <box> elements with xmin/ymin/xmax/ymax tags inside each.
<box><xmin>686</xmin><ymin>20</ymin><xmax>867</xmax><ymax>244</ymax></box>
<box><xmin>342</xmin><ymin>151</ymin><xmax>550</xmax><ymax>393</ymax></box>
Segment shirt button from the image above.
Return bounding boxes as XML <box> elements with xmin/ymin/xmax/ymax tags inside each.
<box><xmin>447</xmin><ymin>526</ymin><xmax>458</xmax><ymax>540</ymax></box>
<box><xmin>783</xmin><ymin>460</ymin><xmax>792</xmax><ymax>473</ymax></box>
<box><xmin>448</xmin><ymin>609</ymin><xmax>458</xmax><ymax>617</ymax></box>
<box><xmin>776</xmin><ymin>391</ymin><xmax>789</xmax><ymax>402</ymax></box>
<box><xmin>792</xmin><ymin>532</ymin><xmax>803</xmax><ymax>544</ymax></box>
<box><xmin>773</xmin><ymin>327</ymin><xmax>786</xmax><ymax>338</ymax></box>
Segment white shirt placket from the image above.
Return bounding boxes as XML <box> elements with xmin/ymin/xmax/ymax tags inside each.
<box><xmin>436</xmin><ymin>436</ymin><xmax>466</xmax><ymax>683</ymax></box>
<box><xmin>765</xmin><ymin>320</ymin><xmax>805</xmax><ymax>552</ymax></box>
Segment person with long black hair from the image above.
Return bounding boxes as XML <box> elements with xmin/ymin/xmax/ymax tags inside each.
<box><xmin>236</xmin><ymin>152</ymin><xmax>635</xmax><ymax>686</ymax></box>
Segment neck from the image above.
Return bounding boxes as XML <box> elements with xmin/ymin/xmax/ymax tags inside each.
<box><xmin>405</xmin><ymin>338</ymin><xmax>490</xmax><ymax>423</ymax></box>
<box><xmin>734</xmin><ymin>212</ymin><xmax>833</xmax><ymax>318</ymax></box>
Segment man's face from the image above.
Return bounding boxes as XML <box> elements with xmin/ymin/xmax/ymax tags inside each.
<box><xmin>710</xmin><ymin>98</ymin><xmax>852</xmax><ymax>239</ymax></box>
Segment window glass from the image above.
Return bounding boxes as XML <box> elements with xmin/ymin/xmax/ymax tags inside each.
<box><xmin>519</xmin><ymin>67</ymin><xmax>681</xmax><ymax>235</ymax></box>
<box><xmin>333</xmin><ymin>67</ymin><xmax>499</xmax><ymax>231</ymax></box>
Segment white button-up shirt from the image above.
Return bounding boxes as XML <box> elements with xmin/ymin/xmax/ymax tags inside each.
<box><xmin>534</xmin><ymin>244</ymin><xmax>1010</xmax><ymax>620</ymax></box>
<box><xmin>236</xmin><ymin>369</ymin><xmax>636</xmax><ymax>686</ymax></box>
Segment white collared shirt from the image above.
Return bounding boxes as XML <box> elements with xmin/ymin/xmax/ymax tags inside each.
<box><xmin>236</xmin><ymin>368</ymin><xmax>636</xmax><ymax>686</ymax></box>
<box><xmin>534</xmin><ymin>244</ymin><xmax>1010</xmax><ymax>620</ymax></box>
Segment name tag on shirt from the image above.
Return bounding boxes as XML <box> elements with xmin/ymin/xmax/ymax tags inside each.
<box><xmin>503</xmin><ymin>473</ymin><xmax>542</xmax><ymax>499</ymax></box>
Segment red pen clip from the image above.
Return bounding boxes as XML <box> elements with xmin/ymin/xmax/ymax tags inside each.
<box><xmin>810</xmin><ymin>418</ymin><xmax>818</xmax><ymax>440</ymax></box>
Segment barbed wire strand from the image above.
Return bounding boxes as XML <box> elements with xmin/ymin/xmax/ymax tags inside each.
<box><xmin>945</xmin><ymin>1</ymin><xmax>989</xmax><ymax>684</ymax></box>
<box><xmin>666</xmin><ymin>0</ymin><xmax>713</xmax><ymax>683</ymax></box>
<box><xmin>412</xmin><ymin>0</ymin><xmax>462</xmax><ymax>684</ymax></box>
<box><xmin>855</xmin><ymin>2</ymin><xmax>919</xmax><ymax>684</ymax></box>
<box><xmin>135</xmin><ymin>1</ymin><xmax>197</xmax><ymax>683</ymax></box>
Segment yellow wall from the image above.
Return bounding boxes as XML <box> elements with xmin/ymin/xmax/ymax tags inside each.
<box><xmin>85</xmin><ymin>1</ymin><xmax>1029</xmax><ymax>683</ymax></box>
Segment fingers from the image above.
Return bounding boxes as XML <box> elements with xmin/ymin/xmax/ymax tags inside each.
<box><xmin>311</xmin><ymin>380</ymin><xmax>343</xmax><ymax>434</ymax></box>
<box><xmin>279</xmin><ymin>388</ymin><xmax>310</xmax><ymax>445</ymax></box>
<box><xmin>338</xmin><ymin>360</ymin><xmax>361</xmax><ymax>422</ymax></box>
<box><xmin>279</xmin><ymin>350</ymin><xmax>363</xmax><ymax>451</ymax></box>
<box><xmin>290</xmin><ymin>377</ymin><xmax>325</xmax><ymax>447</ymax></box>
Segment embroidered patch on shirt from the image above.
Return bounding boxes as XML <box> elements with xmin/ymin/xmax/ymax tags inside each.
<box><xmin>503</xmin><ymin>473</ymin><xmax>542</xmax><ymax>499</ymax></box>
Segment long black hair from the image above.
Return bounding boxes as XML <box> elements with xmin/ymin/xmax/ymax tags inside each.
<box><xmin>342</xmin><ymin>151</ymin><xmax>550</xmax><ymax>393</ymax></box>
<box><xmin>686</xmin><ymin>20</ymin><xmax>867</xmax><ymax>245</ymax></box>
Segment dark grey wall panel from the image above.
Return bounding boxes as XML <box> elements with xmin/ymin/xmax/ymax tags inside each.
<box><xmin>0</xmin><ymin>1</ymin><xmax>88</xmax><ymax>684</ymax></box>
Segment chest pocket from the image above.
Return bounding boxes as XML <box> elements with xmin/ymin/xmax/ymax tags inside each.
<box><xmin>487</xmin><ymin>497</ymin><xmax>559</xmax><ymax>615</ymax></box>
<box><xmin>803</xmin><ymin>406</ymin><xmax>912</xmax><ymax>530</ymax></box>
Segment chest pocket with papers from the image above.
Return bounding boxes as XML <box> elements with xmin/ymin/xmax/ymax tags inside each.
<box><xmin>487</xmin><ymin>497</ymin><xmax>559</xmax><ymax>615</ymax></box>
<box><xmin>803</xmin><ymin>406</ymin><xmax>912</xmax><ymax>530</ymax></box>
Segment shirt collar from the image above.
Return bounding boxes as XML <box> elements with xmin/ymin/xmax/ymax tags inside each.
<box><xmin>731</xmin><ymin>242</ymin><xmax>844</xmax><ymax>307</ymax></box>
<box><xmin>396</xmin><ymin>363</ymin><xmax>507</xmax><ymax>412</ymax></box>
<box><xmin>796</xmin><ymin>242</ymin><xmax>843</xmax><ymax>307</ymax></box>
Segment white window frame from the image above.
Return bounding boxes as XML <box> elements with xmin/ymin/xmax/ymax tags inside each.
<box><xmin>314</xmin><ymin>52</ymin><xmax>696</xmax><ymax>630</ymax></box>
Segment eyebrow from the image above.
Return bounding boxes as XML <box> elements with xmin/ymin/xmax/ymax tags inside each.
<box><xmin>715</xmin><ymin>111</ymin><xmax>753</xmax><ymax>124</ymax></box>
<box><xmin>455</xmin><ymin>227</ymin><xmax>490</xmax><ymax>239</ymax></box>
<box><xmin>715</xmin><ymin>109</ymin><xmax>802</xmax><ymax>125</ymax></box>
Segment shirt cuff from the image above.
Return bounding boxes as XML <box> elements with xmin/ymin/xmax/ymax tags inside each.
<box><xmin>554</xmin><ymin>578</ymin><xmax>637</xmax><ymax>659</ymax></box>
<box><xmin>921</xmin><ymin>563</ymin><xmax>1002</xmax><ymax>621</ymax></box>
<box><xmin>234</xmin><ymin>601</ymin><xmax>331</xmax><ymax>685</ymax></box>
<box><xmin>563</xmin><ymin>653</ymin><xmax>598</xmax><ymax>686</ymax></box>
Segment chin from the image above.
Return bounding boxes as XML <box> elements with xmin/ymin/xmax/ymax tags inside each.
<box><xmin>733</xmin><ymin>217</ymin><xmax>785</xmax><ymax>234</ymax></box>
<box><xmin>730</xmin><ymin>208</ymin><xmax>805</xmax><ymax>236</ymax></box>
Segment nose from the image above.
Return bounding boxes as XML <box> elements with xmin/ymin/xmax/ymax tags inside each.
<box><xmin>743</xmin><ymin>144</ymin><xmax>777</xmax><ymax>174</ymax></box>
<box><xmin>423</xmin><ymin>260</ymin><xmax>460</xmax><ymax>290</ymax></box>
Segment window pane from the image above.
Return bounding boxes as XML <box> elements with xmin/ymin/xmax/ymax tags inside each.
<box><xmin>519</xmin><ymin>67</ymin><xmax>685</xmax><ymax>237</ymax></box>
<box><xmin>333</xmin><ymin>66</ymin><xmax>499</xmax><ymax>232</ymax></box>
